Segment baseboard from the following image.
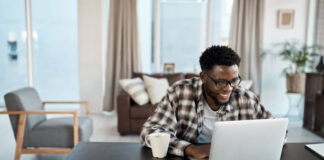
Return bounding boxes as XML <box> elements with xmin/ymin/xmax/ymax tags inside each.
<box><xmin>103</xmin><ymin>111</ymin><xmax>116</xmax><ymax>116</ymax></box>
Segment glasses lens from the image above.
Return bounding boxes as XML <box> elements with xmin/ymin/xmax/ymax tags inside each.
<box><xmin>215</xmin><ymin>80</ymin><xmax>227</xmax><ymax>88</ymax></box>
<box><xmin>231</xmin><ymin>78</ymin><xmax>241</xmax><ymax>86</ymax></box>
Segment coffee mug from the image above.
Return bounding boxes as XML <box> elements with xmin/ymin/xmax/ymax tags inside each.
<box><xmin>145</xmin><ymin>132</ymin><xmax>170</xmax><ymax>158</ymax></box>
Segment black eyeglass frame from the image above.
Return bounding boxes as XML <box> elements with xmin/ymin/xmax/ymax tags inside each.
<box><xmin>205</xmin><ymin>72</ymin><xmax>241</xmax><ymax>89</ymax></box>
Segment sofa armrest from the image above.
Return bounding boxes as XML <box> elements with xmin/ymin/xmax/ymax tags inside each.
<box><xmin>117</xmin><ymin>89</ymin><xmax>131</xmax><ymax>134</ymax></box>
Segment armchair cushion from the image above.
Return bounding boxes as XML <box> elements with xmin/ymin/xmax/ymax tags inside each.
<box><xmin>4</xmin><ymin>87</ymin><xmax>46</xmax><ymax>137</ymax></box>
<box><xmin>23</xmin><ymin>116</ymin><xmax>93</xmax><ymax>148</ymax></box>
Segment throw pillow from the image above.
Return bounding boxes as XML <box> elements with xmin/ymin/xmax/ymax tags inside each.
<box><xmin>240</xmin><ymin>80</ymin><xmax>253</xmax><ymax>90</ymax></box>
<box><xmin>143</xmin><ymin>75</ymin><xmax>169</xmax><ymax>105</ymax></box>
<box><xmin>119</xmin><ymin>78</ymin><xmax>149</xmax><ymax>105</ymax></box>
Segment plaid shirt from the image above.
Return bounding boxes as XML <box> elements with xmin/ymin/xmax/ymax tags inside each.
<box><xmin>140</xmin><ymin>77</ymin><xmax>274</xmax><ymax>157</ymax></box>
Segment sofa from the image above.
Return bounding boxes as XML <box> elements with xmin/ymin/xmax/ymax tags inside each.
<box><xmin>117</xmin><ymin>72</ymin><xmax>199</xmax><ymax>135</ymax></box>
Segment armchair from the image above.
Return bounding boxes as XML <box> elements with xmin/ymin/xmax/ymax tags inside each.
<box><xmin>0</xmin><ymin>87</ymin><xmax>93</xmax><ymax>160</ymax></box>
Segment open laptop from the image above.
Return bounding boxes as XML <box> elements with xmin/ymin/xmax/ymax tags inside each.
<box><xmin>209</xmin><ymin>118</ymin><xmax>288</xmax><ymax>160</ymax></box>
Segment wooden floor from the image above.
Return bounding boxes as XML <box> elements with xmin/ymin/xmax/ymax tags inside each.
<box><xmin>0</xmin><ymin>112</ymin><xmax>323</xmax><ymax>160</ymax></box>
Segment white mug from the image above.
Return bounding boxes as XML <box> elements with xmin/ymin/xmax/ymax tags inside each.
<box><xmin>145</xmin><ymin>132</ymin><xmax>171</xmax><ymax>158</ymax></box>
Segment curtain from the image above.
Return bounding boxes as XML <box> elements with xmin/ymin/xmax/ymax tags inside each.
<box><xmin>103</xmin><ymin>0</ymin><xmax>141</xmax><ymax>111</ymax></box>
<box><xmin>315</xmin><ymin>0</ymin><xmax>324</xmax><ymax>55</ymax></box>
<box><xmin>228</xmin><ymin>0</ymin><xmax>264</xmax><ymax>95</ymax></box>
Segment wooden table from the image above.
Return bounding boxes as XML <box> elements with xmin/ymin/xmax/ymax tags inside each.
<box><xmin>67</xmin><ymin>142</ymin><xmax>322</xmax><ymax>160</ymax></box>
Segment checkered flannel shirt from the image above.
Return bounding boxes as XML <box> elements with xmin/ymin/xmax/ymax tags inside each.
<box><xmin>140</xmin><ymin>77</ymin><xmax>274</xmax><ymax>157</ymax></box>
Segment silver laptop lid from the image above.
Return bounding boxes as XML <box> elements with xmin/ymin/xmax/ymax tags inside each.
<box><xmin>209</xmin><ymin>118</ymin><xmax>288</xmax><ymax>160</ymax></box>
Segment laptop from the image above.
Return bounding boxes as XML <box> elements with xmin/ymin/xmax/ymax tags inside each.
<box><xmin>209</xmin><ymin>118</ymin><xmax>288</xmax><ymax>160</ymax></box>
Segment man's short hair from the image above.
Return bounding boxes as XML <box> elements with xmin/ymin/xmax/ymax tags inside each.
<box><xmin>199</xmin><ymin>45</ymin><xmax>241</xmax><ymax>71</ymax></box>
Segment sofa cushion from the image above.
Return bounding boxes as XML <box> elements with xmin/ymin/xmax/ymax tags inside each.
<box><xmin>143</xmin><ymin>75</ymin><xmax>169</xmax><ymax>104</ymax></box>
<box><xmin>132</xmin><ymin>72</ymin><xmax>185</xmax><ymax>85</ymax></box>
<box><xmin>130</xmin><ymin>119</ymin><xmax>148</xmax><ymax>133</ymax></box>
<box><xmin>130</xmin><ymin>104</ymin><xmax>158</xmax><ymax>119</ymax></box>
<box><xmin>119</xmin><ymin>78</ymin><xmax>149</xmax><ymax>105</ymax></box>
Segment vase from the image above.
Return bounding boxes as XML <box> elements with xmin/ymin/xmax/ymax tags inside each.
<box><xmin>286</xmin><ymin>73</ymin><xmax>306</xmax><ymax>94</ymax></box>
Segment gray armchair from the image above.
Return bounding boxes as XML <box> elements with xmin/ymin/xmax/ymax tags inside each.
<box><xmin>0</xmin><ymin>87</ymin><xmax>93</xmax><ymax>160</ymax></box>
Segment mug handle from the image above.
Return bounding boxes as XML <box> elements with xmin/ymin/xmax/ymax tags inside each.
<box><xmin>145</xmin><ymin>135</ymin><xmax>152</xmax><ymax>148</ymax></box>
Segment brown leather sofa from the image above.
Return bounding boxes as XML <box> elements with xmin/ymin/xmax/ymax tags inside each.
<box><xmin>117</xmin><ymin>72</ymin><xmax>199</xmax><ymax>135</ymax></box>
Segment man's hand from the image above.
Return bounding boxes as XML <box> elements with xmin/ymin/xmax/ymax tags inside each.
<box><xmin>184</xmin><ymin>144</ymin><xmax>210</xmax><ymax>159</ymax></box>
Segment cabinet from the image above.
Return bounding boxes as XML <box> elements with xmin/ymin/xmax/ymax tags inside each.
<box><xmin>304</xmin><ymin>73</ymin><xmax>324</xmax><ymax>137</ymax></box>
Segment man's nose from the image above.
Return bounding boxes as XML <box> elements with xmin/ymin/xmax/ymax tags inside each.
<box><xmin>223</xmin><ymin>83</ymin><xmax>233</xmax><ymax>92</ymax></box>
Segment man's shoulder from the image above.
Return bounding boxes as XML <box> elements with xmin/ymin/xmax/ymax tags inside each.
<box><xmin>229</xmin><ymin>88</ymin><xmax>260</xmax><ymax>111</ymax></box>
<box><xmin>168</xmin><ymin>77</ymin><xmax>201</xmax><ymax>91</ymax></box>
<box><xmin>232</xmin><ymin>87</ymin><xmax>259</xmax><ymax>100</ymax></box>
<box><xmin>166</xmin><ymin>77</ymin><xmax>202</xmax><ymax>100</ymax></box>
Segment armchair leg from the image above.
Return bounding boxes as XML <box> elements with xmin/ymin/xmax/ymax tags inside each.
<box><xmin>15</xmin><ymin>114</ymin><xmax>26</xmax><ymax>160</ymax></box>
<box><xmin>73</xmin><ymin>113</ymin><xmax>79</xmax><ymax>146</ymax></box>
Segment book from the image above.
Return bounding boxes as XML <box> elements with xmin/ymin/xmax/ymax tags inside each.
<box><xmin>305</xmin><ymin>143</ymin><xmax>324</xmax><ymax>159</ymax></box>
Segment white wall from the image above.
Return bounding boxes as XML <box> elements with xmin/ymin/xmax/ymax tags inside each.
<box><xmin>78</xmin><ymin>0</ymin><xmax>105</xmax><ymax>113</ymax></box>
<box><xmin>261</xmin><ymin>0</ymin><xmax>308</xmax><ymax>116</ymax></box>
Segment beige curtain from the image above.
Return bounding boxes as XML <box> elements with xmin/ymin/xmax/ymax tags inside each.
<box><xmin>228</xmin><ymin>0</ymin><xmax>264</xmax><ymax>95</ymax></box>
<box><xmin>103</xmin><ymin>0</ymin><xmax>141</xmax><ymax>111</ymax></box>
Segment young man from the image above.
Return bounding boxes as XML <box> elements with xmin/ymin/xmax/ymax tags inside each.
<box><xmin>140</xmin><ymin>46</ymin><xmax>273</xmax><ymax>159</ymax></box>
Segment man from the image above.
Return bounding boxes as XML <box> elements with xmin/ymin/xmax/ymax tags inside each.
<box><xmin>140</xmin><ymin>45</ymin><xmax>273</xmax><ymax>159</ymax></box>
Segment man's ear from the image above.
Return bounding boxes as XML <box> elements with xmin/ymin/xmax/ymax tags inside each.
<box><xmin>200</xmin><ymin>72</ymin><xmax>207</xmax><ymax>83</ymax></box>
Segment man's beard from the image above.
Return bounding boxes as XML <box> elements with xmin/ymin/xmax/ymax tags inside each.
<box><xmin>204</xmin><ymin>82</ymin><xmax>231</xmax><ymax>107</ymax></box>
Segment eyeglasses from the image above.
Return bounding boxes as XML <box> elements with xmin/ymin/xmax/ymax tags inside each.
<box><xmin>205</xmin><ymin>72</ymin><xmax>241</xmax><ymax>89</ymax></box>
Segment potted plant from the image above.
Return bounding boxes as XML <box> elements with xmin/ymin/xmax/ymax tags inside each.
<box><xmin>278</xmin><ymin>41</ymin><xmax>320</xmax><ymax>93</ymax></box>
<box><xmin>264</xmin><ymin>41</ymin><xmax>320</xmax><ymax>93</ymax></box>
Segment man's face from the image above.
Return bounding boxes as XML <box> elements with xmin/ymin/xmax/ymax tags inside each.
<box><xmin>200</xmin><ymin>65</ymin><xmax>239</xmax><ymax>105</ymax></box>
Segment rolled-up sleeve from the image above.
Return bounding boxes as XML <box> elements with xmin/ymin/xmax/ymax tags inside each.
<box><xmin>140</xmin><ymin>88</ymin><xmax>192</xmax><ymax>157</ymax></box>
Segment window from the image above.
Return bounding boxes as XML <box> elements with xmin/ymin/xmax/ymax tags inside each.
<box><xmin>0</xmin><ymin>0</ymin><xmax>79</xmax><ymax>106</ymax></box>
<box><xmin>31</xmin><ymin>0</ymin><xmax>79</xmax><ymax>102</ymax></box>
<box><xmin>0</xmin><ymin>0</ymin><xmax>28</xmax><ymax>106</ymax></box>
<box><xmin>149</xmin><ymin>0</ymin><xmax>234</xmax><ymax>73</ymax></box>
<box><xmin>159</xmin><ymin>0</ymin><xmax>208</xmax><ymax>72</ymax></box>
<box><xmin>210</xmin><ymin>0</ymin><xmax>234</xmax><ymax>45</ymax></box>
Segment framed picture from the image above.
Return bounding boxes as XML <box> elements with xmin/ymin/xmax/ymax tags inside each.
<box><xmin>277</xmin><ymin>9</ymin><xmax>294</xmax><ymax>29</ymax></box>
<box><xmin>163</xmin><ymin>63</ymin><xmax>175</xmax><ymax>73</ymax></box>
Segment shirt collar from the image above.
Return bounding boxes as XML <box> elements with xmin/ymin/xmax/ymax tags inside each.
<box><xmin>225</xmin><ymin>103</ymin><xmax>233</xmax><ymax>112</ymax></box>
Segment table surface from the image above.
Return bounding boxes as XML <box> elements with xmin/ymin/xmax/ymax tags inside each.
<box><xmin>67</xmin><ymin>142</ymin><xmax>322</xmax><ymax>160</ymax></box>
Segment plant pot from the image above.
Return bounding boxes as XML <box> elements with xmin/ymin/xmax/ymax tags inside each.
<box><xmin>286</xmin><ymin>73</ymin><xmax>306</xmax><ymax>94</ymax></box>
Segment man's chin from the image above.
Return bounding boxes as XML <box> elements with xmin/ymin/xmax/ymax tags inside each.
<box><xmin>213</xmin><ymin>98</ymin><xmax>230</xmax><ymax>106</ymax></box>
<box><xmin>218</xmin><ymin>101</ymin><xmax>229</xmax><ymax>106</ymax></box>
<box><xmin>219</xmin><ymin>100</ymin><xmax>229</xmax><ymax>104</ymax></box>
<box><xmin>216</xmin><ymin>97</ymin><xmax>230</xmax><ymax>104</ymax></box>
